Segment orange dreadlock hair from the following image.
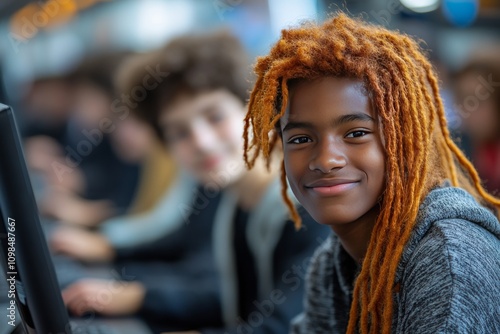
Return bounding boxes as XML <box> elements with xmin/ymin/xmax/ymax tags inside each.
<box><xmin>243</xmin><ymin>13</ymin><xmax>500</xmax><ymax>334</ymax></box>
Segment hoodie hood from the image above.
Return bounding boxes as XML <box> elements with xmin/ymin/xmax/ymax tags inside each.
<box><xmin>396</xmin><ymin>185</ymin><xmax>500</xmax><ymax>282</ymax></box>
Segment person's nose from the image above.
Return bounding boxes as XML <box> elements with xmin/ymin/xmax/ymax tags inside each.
<box><xmin>308</xmin><ymin>136</ymin><xmax>347</xmax><ymax>173</ymax></box>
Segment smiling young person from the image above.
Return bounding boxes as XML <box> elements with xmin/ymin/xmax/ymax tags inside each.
<box><xmin>244</xmin><ymin>14</ymin><xmax>500</xmax><ymax>333</ymax></box>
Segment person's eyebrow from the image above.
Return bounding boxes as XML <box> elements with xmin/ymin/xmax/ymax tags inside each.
<box><xmin>332</xmin><ymin>113</ymin><xmax>376</xmax><ymax>127</ymax></box>
<box><xmin>282</xmin><ymin>112</ymin><xmax>375</xmax><ymax>133</ymax></box>
<box><xmin>282</xmin><ymin>121</ymin><xmax>315</xmax><ymax>133</ymax></box>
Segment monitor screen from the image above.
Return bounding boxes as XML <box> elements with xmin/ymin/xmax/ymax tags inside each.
<box><xmin>0</xmin><ymin>103</ymin><xmax>72</xmax><ymax>334</ymax></box>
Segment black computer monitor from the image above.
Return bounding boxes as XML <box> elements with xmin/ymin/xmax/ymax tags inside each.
<box><xmin>0</xmin><ymin>103</ymin><xmax>72</xmax><ymax>334</ymax></box>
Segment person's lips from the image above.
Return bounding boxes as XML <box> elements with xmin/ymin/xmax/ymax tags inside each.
<box><xmin>305</xmin><ymin>178</ymin><xmax>359</xmax><ymax>196</ymax></box>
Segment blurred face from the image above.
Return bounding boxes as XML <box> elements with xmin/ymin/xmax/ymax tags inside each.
<box><xmin>159</xmin><ymin>89</ymin><xmax>246</xmax><ymax>187</ymax></box>
<box><xmin>455</xmin><ymin>72</ymin><xmax>499</xmax><ymax>143</ymax></box>
<box><xmin>74</xmin><ymin>83</ymin><xmax>111</xmax><ymax>127</ymax></box>
<box><xmin>280</xmin><ymin>77</ymin><xmax>385</xmax><ymax>227</ymax></box>
<box><xmin>26</xmin><ymin>79</ymin><xmax>74</xmax><ymax>122</ymax></box>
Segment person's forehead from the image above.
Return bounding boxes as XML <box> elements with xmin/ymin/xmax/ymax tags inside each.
<box><xmin>160</xmin><ymin>89</ymin><xmax>241</xmax><ymax>125</ymax></box>
<box><xmin>289</xmin><ymin>76</ymin><xmax>366</xmax><ymax>92</ymax></box>
<box><xmin>285</xmin><ymin>78</ymin><xmax>371</xmax><ymax>114</ymax></box>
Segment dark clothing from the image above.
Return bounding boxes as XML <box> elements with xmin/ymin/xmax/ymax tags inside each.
<box><xmin>115</xmin><ymin>187</ymin><xmax>223</xmax><ymax>331</ymax></box>
<box><xmin>22</xmin><ymin>118</ymin><xmax>68</xmax><ymax>146</ymax></box>
<box><xmin>114</xmin><ymin>181</ymin><xmax>331</xmax><ymax>334</ymax></box>
<box><xmin>233</xmin><ymin>207</ymin><xmax>257</xmax><ymax>320</ymax></box>
<box><xmin>66</xmin><ymin>130</ymin><xmax>139</xmax><ymax>213</ymax></box>
<box><xmin>204</xmin><ymin>206</ymin><xmax>330</xmax><ymax>334</ymax></box>
<box><xmin>115</xmin><ymin>187</ymin><xmax>221</xmax><ymax>263</ymax></box>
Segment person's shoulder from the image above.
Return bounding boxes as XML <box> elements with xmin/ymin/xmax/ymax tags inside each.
<box><xmin>399</xmin><ymin>218</ymin><xmax>500</xmax><ymax>332</ymax></box>
<box><xmin>404</xmin><ymin>216</ymin><xmax>500</xmax><ymax>302</ymax></box>
<box><xmin>413</xmin><ymin>185</ymin><xmax>500</xmax><ymax>261</ymax></box>
<box><xmin>413</xmin><ymin>217</ymin><xmax>500</xmax><ymax>271</ymax></box>
<box><xmin>439</xmin><ymin>218</ymin><xmax>499</xmax><ymax>279</ymax></box>
<box><xmin>402</xmin><ymin>185</ymin><xmax>500</xmax><ymax>287</ymax></box>
<box><xmin>432</xmin><ymin>217</ymin><xmax>500</xmax><ymax>245</ymax></box>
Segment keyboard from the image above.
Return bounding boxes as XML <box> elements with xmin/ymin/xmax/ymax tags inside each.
<box><xmin>70</xmin><ymin>322</ymin><xmax>119</xmax><ymax>334</ymax></box>
<box><xmin>70</xmin><ymin>318</ymin><xmax>153</xmax><ymax>334</ymax></box>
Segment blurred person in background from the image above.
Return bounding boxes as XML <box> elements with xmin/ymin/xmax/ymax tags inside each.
<box><xmin>452</xmin><ymin>49</ymin><xmax>500</xmax><ymax>195</ymax></box>
<box><xmin>50</xmin><ymin>52</ymin><xmax>192</xmax><ymax>258</ymax></box>
<box><xmin>52</xmin><ymin>110</ymin><xmax>182</xmax><ymax>261</ymax></box>
<box><xmin>39</xmin><ymin>52</ymin><xmax>141</xmax><ymax>226</ymax></box>
<box><xmin>51</xmin><ymin>30</ymin><xmax>330</xmax><ymax>334</ymax></box>
<box><xmin>21</xmin><ymin>75</ymin><xmax>75</xmax><ymax>144</ymax></box>
<box><xmin>21</xmin><ymin>75</ymin><xmax>81</xmax><ymax>192</ymax></box>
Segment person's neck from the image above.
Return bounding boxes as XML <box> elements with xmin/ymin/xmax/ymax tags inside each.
<box><xmin>331</xmin><ymin>205</ymin><xmax>380</xmax><ymax>265</ymax></box>
<box><xmin>228</xmin><ymin>158</ymin><xmax>279</xmax><ymax>211</ymax></box>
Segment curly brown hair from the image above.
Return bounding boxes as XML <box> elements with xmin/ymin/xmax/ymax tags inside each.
<box><xmin>115</xmin><ymin>30</ymin><xmax>252</xmax><ymax>139</ymax></box>
<box><xmin>243</xmin><ymin>13</ymin><xmax>500</xmax><ymax>334</ymax></box>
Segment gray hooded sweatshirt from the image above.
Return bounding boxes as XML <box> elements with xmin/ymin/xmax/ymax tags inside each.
<box><xmin>291</xmin><ymin>185</ymin><xmax>500</xmax><ymax>333</ymax></box>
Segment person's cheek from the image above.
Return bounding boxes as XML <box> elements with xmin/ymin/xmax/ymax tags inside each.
<box><xmin>224</xmin><ymin>118</ymin><xmax>246</xmax><ymax>157</ymax></box>
<box><xmin>230</xmin><ymin>116</ymin><xmax>245</xmax><ymax>139</ymax></box>
<box><xmin>284</xmin><ymin>156</ymin><xmax>301</xmax><ymax>198</ymax></box>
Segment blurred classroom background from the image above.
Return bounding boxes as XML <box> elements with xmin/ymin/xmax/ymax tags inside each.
<box><xmin>1</xmin><ymin>0</ymin><xmax>500</xmax><ymax>105</ymax></box>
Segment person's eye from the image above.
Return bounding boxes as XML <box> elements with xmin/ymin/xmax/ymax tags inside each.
<box><xmin>288</xmin><ymin>136</ymin><xmax>312</xmax><ymax>144</ymax></box>
<box><xmin>346</xmin><ymin>130</ymin><xmax>369</xmax><ymax>138</ymax></box>
<box><xmin>208</xmin><ymin>111</ymin><xmax>225</xmax><ymax>124</ymax></box>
